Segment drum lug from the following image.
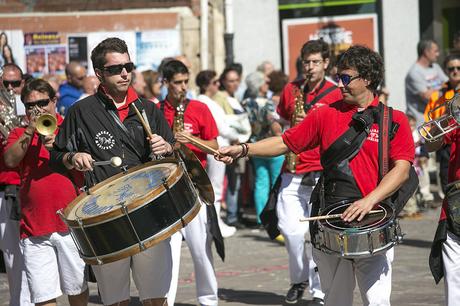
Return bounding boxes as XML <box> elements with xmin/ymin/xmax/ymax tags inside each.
<box><xmin>119</xmin><ymin>202</ymin><xmax>146</xmax><ymax>252</ymax></box>
<box><xmin>76</xmin><ymin>217</ymin><xmax>103</xmax><ymax>265</ymax></box>
<box><xmin>367</xmin><ymin>231</ymin><xmax>374</xmax><ymax>254</ymax></box>
<box><xmin>339</xmin><ymin>232</ymin><xmax>345</xmax><ymax>257</ymax></box>
<box><xmin>79</xmin><ymin>185</ymin><xmax>91</xmax><ymax>195</ymax></box>
<box><xmin>393</xmin><ymin>219</ymin><xmax>404</xmax><ymax>244</ymax></box>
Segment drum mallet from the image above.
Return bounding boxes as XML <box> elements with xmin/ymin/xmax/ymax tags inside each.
<box><xmin>93</xmin><ymin>156</ymin><xmax>123</xmax><ymax>167</ymax></box>
<box><xmin>299</xmin><ymin>209</ymin><xmax>384</xmax><ymax>222</ymax></box>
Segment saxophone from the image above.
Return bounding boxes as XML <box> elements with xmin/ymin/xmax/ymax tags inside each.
<box><xmin>285</xmin><ymin>76</ymin><xmax>310</xmax><ymax>173</ymax></box>
<box><xmin>0</xmin><ymin>72</ymin><xmax>24</xmax><ymax>142</ymax></box>
<box><xmin>173</xmin><ymin>98</ymin><xmax>186</xmax><ymax>134</ymax></box>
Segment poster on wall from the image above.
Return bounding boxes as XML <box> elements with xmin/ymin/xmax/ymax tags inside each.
<box><xmin>0</xmin><ymin>30</ymin><xmax>25</xmax><ymax>72</ymax></box>
<box><xmin>24</xmin><ymin>32</ymin><xmax>66</xmax><ymax>77</ymax></box>
<box><xmin>282</xmin><ymin>14</ymin><xmax>378</xmax><ymax>79</ymax></box>
<box><xmin>68</xmin><ymin>36</ymin><xmax>88</xmax><ymax>68</ymax></box>
<box><xmin>136</xmin><ymin>29</ymin><xmax>181</xmax><ymax>71</ymax></box>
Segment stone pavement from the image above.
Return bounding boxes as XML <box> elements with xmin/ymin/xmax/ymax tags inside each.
<box><xmin>0</xmin><ymin>208</ymin><xmax>445</xmax><ymax>305</ymax></box>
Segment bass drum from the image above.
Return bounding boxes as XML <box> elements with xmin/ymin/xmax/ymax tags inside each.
<box><xmin>313</xmin><ymin>201</ymin><xmax>403</xmax><ymax>258</ymax></box>
<box><xmin>59</xmin><ymin>157</ymin><xmax>201</xmax><ymax>265</ymax></box>
<box><xmin>175</xmin><ymin>143</ymin><xmax>214</xmax><ymax>205</ymax></box>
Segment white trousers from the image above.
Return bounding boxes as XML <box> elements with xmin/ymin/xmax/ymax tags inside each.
<box><xmin>313</xmin><ymin>248</ymin><xmax>394</xmax><ymax>306</ymax></box>
<box><xmin>442</xmin><ymin>231</ymin><xmax>460</xmax><ymax>306</ymax></box>
<box><xmin>0</xmin><ymin>192</ymin><xmax>33</xmax><ymax>306</ymax></box>
<box><xmin>276</xmin><ymin>173</ymin><xmax>324</xmax><ymax>299</ymax></box>
<box><xmin>91</xmin><ymin>239</ymin><xmax>172</xmax><ymax>305</ymax></box>
<box><xmin>168</xmin><ymin>203</ymin><xmax>218</xmax><ymax>306</ymax></box>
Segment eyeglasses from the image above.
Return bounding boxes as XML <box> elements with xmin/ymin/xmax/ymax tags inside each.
<box><xmin>101</xmin><ymin>62</ymin><xmax>135</xmax><ymax>75</ymax></box>
<box><xmin>301</xmin><ymin>59</ymin><xmax>323</xmax><ymax>66</ymax></box>
<box><xmin>335</xmin><ymin>74</ymin><xmax>361</xmax><ymax>86</ymax></box>
<box><xmin>3</xmin><ymin>80</ymin><xmax>21</xmax><ymax>88</ymax></box>
<box><xmin>24</xmin><ymin>99</ymin><xmax>50</xmax><ymax>110</ymax></box>
<box><xmin>447</xmin><ymin>66</ymin><xmax>460</xmax><ymax>72</ymax></box>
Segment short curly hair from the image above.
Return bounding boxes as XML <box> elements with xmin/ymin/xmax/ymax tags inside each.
<box><xmin>337</xmin><ymin>45</ymin><xmax>384</xmax><ymax>92</ymax></box>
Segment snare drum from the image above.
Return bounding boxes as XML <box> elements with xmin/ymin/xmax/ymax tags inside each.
<box><xmin>313</xmin><ymin>201</ymin><xmax>403</xmax><ymax>258</ymax></box>
<box><xmin>59</xmin><ymin>158</ymin><xmax>201</xmax><ymax>265</ymax></box>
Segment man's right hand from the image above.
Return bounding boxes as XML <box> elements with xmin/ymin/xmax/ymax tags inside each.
<box><xmin>69</xmin><ymin>152</ymin><xmax>94</xmax><ymax>171</ymax></box>
<box><xmin>216</xmin><ymin>145</ymin><xmax>244</xmax><ymax>164</ymax></box>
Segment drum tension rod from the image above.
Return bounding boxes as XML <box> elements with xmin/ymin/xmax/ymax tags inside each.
<box><xmin>119</xmin><ymin>201</ymin><xmax>146</xmax><ymax>252</ymax></box>
<box><xmin>76</xmin><ymin>217</ymin><xmax>103</xmax><ymax>265</ymax></box>
<box><xmin>162</xmin><ymin>178</ymin><xmax>186</xmax><ymax>228</ymax></box>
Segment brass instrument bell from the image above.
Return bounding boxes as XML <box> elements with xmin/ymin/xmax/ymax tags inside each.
<box><xmin>418</xmin><ymin>93</ymin><xmax>460</xmax><ymax>142</ymax></box>
<box><xmin>36</xmin><ymin>113</ymin><xmax>57</xmax><ymax>136</ymax></box>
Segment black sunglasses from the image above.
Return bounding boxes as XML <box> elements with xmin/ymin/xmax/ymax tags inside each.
<box><xmin>335</xmin><ymin>74</ymin><xmax>361</xmax><ymax>86</ymax></box>
<box><xmin>24</xmin><ymin>99</ymin><xmax>50</xmax><ymax>110</ymax></box>
<box><xmin>3</xmin><ymin>80</ymin><xmax>22</xmax><ymax>88</ymax></box>
<box><xmin>101</xmin><ymin>62</ymin><xmax>135</xmax><ymax>75</ymax></box>
<box><xmin>447</xmin><ymin>66</ymin><xmax>460</xmax><ymax>72</ymax></box>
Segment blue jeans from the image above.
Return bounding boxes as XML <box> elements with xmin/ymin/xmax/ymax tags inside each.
<box><xmin>251</xmin><ymin>155</ymin><xmax>285</xmax><ymax>223</ymax></box>
<box><xmin>225</xmin><ymin>171</ymin><xmax>241</xmax><ymax>225</ymax></box>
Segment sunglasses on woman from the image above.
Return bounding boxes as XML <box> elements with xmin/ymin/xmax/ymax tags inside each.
<box><xmin>24</xmin><ymin>99</ymin><xmax>50</xmax><ymax>110</ymax></box>
<box><xmin>101</xmin><ymin>62</ymin><xmax>135</xmax><ymax>75</ymax></box>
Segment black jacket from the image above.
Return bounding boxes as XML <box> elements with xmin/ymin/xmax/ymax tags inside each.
<box><xmin>50</xmin><ymin>90</ymin><xmax>175</xmax><ymax>186</ymax></box>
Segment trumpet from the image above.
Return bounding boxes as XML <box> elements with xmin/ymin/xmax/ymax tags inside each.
<box><xmin>418</xmin><ymin>93</ymin><xmax>460</xmax><ymax>142</ymax></box>
<box><xmin>36</xmin><ymin>113</ymin><xmax>57</xmax><ymax>136</ymax></box>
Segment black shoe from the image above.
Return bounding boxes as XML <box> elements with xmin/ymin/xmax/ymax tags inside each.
<box><xmin>227</xmin><ymin>221</ymin><xmax>245</xmax><ymax>229</ymax></box>
<box><xmin>285</xmin><ymin>281</ymin><xmax>308</xmax><ymax>304</ymax></box>
<box><xmin>311</xmin><ymin>297</ymin><xmax>324</xmax><ymax>305</ymax></box>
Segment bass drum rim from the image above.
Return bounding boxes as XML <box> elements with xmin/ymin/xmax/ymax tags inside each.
<box><xmin>80</xmin><ymin>197</ymin><xmax>202</xmax><ymax>265</ymax></box>
<box><xmin>62</xmin><ymin>157</ymin><xmax>181</xmax><ymax>227</ymax></box>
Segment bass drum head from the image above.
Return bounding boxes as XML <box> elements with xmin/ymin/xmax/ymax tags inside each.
<box><xmin>65</xmin><ymin>162</ymin><xmax>178</xmax><ymax>222</ymax></box>
<box><xmin>176</xmin><ymin>143</ymin><xmax>214</xmax><ymax>205</ymax></box>
<box><xmin>320</xmin><ymin>201</ymin><xmax>395</xmax><ymax>232</ymax></box>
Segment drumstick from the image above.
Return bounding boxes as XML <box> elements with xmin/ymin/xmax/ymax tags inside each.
<box><xmin>132</xmin><ymin>104</ymin><xmax>153</xmax><ymax>138</ymax></box>
<box><xmin>299</xmin><ymin>209</ymin><xmax>384</xmax><ymax>222</ymax></box>
<box><xmin>93</xmin><ymin>156</ymin><xmax>122</xmax><ymax>167</ymax></box>
<box><xmin>179</xmin><ymin>132</ymin><xmax>221</xmax><ymax>156</ymax></box>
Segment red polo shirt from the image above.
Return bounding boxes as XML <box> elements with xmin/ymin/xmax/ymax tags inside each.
<box><xmin>158</xmin><ymin>99</ymin><xmax>218</xmax><ymax>166</ymax></box>
<box><xmin>282</xmin><ymin>96</ymin><xmax>414</xmax><ymax>197</ymax></box>
<box><xmin>6</xmin><ymin>115</ymin><xmax>79</xmax><ymax>239</ymax></box>
<box><xmin>440</xmin><ymin>129</ymin><xmax>460</xmax><ymax>221</ymax></box>
<box><xmin>0</xmin><ymin>142</ymin><xmax>20</xmax><ymax>185</ymax></box>
<box><xmin>277</xmin><ymin>79</ymin><xmax>342</xmax><ymax>174</ymax></box>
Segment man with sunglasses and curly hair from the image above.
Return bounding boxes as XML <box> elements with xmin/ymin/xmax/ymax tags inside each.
<box><xmin>273</xmin><ymin>39</ymin><xmax>341</xmax><ymax>305</ymax></box>
<box><xmin>216</xmin><ymin>45</ymin><xmax>414</xmax><ymax>306</ymax></box>
<box><xmin>49</xmin><ymin>37</ymin><xmax>176</xmax><ymax>306</ymax></box>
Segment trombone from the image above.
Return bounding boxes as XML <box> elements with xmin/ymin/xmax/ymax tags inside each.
<box><xmin>418</xmin><ymin>93</ymin><xmax>460</xmax><ymax>142</ymax></box>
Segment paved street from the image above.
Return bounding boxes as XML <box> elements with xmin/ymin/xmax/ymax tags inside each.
<box><xmin>0</xmin><ymin>208</ymin><xmax>445</xmax><ymax>305</ymax></box>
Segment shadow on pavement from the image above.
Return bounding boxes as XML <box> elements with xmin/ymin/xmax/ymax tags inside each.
<box><xmin>218</xmin><ymin>288</ymin><xmax>285</xmax><ymax>305</ymax></box>
<box><xmin>401</xmin><ymin>238</ymin><xmax>433</xmax><ymax>248</ymax></box>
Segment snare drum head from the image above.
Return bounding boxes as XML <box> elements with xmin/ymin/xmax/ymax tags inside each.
<box><xmin>320</xmin><ymin>202</ymin><xmax>394</xmax><ymax>232</ymax></box>
<box><xmin>65</xmin><ymin>162</ymin><xmax>178</xmax><ymax>221</ymax></box>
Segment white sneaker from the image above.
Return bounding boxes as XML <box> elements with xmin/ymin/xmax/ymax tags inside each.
<box><xmin>219</xmin><ymin>222</ymin><xmax>236</xmax><ymax>238</ymax></box>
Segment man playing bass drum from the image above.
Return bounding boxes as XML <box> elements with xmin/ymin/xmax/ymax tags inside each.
<box><xmin>216</xmin><ymin>45</ymin><xmax>414</xmax><ymax>306</ymax></box>
<box><xmin>275</xmin><ymin>39</ymin><xmax>342</xmax><ymax>304</ymax></box>
<box><xmin>50</xmin><ymin>37</ymin><xmax>175</xmax><ymax>306</ymax></box>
